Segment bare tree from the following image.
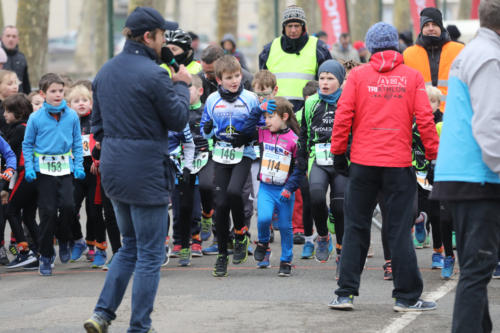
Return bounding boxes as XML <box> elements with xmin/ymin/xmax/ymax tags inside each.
<box><xmin>393</xmin><ymin>0</ymin><xmax>411</xmax><ymax>33</ymax></box>
<box><xmin>95</xmin><ymin>0</ymin><xmax>108</xmax><ymax>73</ymax></box>
<box><xmin>257</xmin><ymin>0</ymin><xmax>274</xmax><ymax>52</ymax></box>
<box><xmin>16</xmin><ymin>0</ymin><xmax>50</xmax><ymax>89</ymax></box>
<box><xmin>348</xmin><ymin>0</ymin><xmax>380</xmax><ymax>41</ymax></box>
<box><xmin>74</xmin><ymin>0</ymin><xmax>95</xmax><ymax>75</ymax></box>
<box><xmin>458</xmin><ymin>0</ymin><xmax>473</xmax><ymax>19</ymax></box>
<box><xmin>216</xmin><ymin>0</ymin><xmax>238</xmax><ymax>43</ymax></box>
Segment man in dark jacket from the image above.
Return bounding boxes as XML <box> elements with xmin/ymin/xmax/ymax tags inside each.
<box><xmin>1</xmin><ymin>26</ymin><xmax>31</xmax><ymax>93</ymax></box>
<box><xmin>259</xmin><ymin>5</ymin><xmax>331</xmax><ymax>111</ymax></box>
<box><xmin>85</xmin><ymin>7</ymin><xmax>191</xmax><ymax>333</ymax></box>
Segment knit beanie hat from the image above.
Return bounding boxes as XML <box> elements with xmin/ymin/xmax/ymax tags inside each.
<box><xmin>318</xmin><ymin>60</ymin><xmax>345</xmax><ymax>86</ymax></box>
<box><xmin>365</xmin><ymin>22</ymin><xmax>399</xmax><ymax>54</ymax></box>
<box><xmin>420</xmin><ymin>7</ymin><xmax>444</xmax><ymax>31</ymax></box>
<box><xmin>282</xmin><ymin>5</ymin><xmax>307</xmax><ymax>26</ymax></box>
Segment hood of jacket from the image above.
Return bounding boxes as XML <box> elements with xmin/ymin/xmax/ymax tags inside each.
<box><xmin>221</xmin><ymin>33</ymin><xmax>237</xmax><ymax>49</ymax></box>
<box><xmin>369</xmin><ymin>50</ymin><xmax>403</xmax><ymax>73</ymax></box>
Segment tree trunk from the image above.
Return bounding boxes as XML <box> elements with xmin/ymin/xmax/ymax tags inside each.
<box><xmin>257</xmin><ymin>0</ymin><xmax>275</xmax><ymax>53</ymax></box>
<box><xmin>216</xmin><ymin>0</ymin><xmax>238</xmax><ymax>43</ymax></box>
<box><xmin>74</xmin><ymin>0</ymin><xmax>95</xmax><ymax>75</ymax></box>
<box><xmin>295</xmin><ymin>0</ymin><xmax>322</xmax><ymax>34</ymax></box>
<box><xmin>348</xmin><ymin>0</ymin><xmax>380</xmax><ymax>41</ymax></box>
<box><xmin>393</xmin><ymin>0</ymin><xmax>411</xmax><ymax>32</ymax></box>
<box><xmin>95</xmin><ymin>0</ymin><xmax>108</xmax><ymax>73</ymax></box>
<box><xmin>16</xmin><ymin>0</ymin><xmax>50</xmax><ymax>90</ymax></box>
<box><xmin>154</xmin><ymin>0</ymin><xmax>167</xmax><ymax>16</ymax></box>
<box><xmin>458</xmin><ymin>0</ymin><xmax>473</xmax><ymax>19</ymax></box>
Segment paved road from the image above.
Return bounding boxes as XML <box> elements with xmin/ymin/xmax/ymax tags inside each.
<box><xmin>1</xmin><ymin>217</ymin><xmax>499</xmax><ymax>332</ymax></box>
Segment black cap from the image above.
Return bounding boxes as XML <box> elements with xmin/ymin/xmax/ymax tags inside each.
<box><xmin>125</xmin><ymin>7</ymin><xmax>178</xmax><ymax>37</ymax></box>
<box><xmin>420</xmin><ymin>7</ymin><xmax>444</xmax><ymax>32</ymax></box>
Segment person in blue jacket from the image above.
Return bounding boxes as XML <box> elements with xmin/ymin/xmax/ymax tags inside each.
<box><xmin>22</xmin><ymin>73</ymin><xmax>85</xmax><ymax>276</ymax></box>
<box><xmin>84</xmin><ymin>7</ymin><xmax>191</xmax><ymax>333</ymax></box>
<box><xmin>200</xmin><ymin>55</ymin><xmax>259</xmax><ymax>277</ymax></box>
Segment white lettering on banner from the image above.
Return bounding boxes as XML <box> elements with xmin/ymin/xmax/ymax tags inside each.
<box><xmin>324</xmin><ymin>0</ymin><xmax>342</xmax><ymax>42</ymax></box>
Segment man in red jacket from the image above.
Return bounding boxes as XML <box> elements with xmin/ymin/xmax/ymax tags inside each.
<box><xmin>328</xmin><ymin>22</ymin><xmax>439</xmax><ymax>312</ymax></box>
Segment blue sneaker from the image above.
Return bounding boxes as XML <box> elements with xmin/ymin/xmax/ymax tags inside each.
<box><xmin>431</xmin><ymin>252</ymin><xmax>444</xmax><ymax>269</ymax></box>
<box><xmin>414</xmin><ymin>212</ymin><xmax>427</xmax><ymax>243</ymax></box>
<box><xmin>71</xmin><ymin>240</ymin><xmax>87</xmax><ymax>262</ymax></box>
<box><xmin>492</xmin><ymin>262</ymin><xmax>500</xmax><ymax>279</ymax></box>
<box><xmin>441</xmin><ymin>256</ymin><xmax>455</xmax><ymax>280</ymax></box>
<box><xmin>315</xmin><ymin>234</ymin><xmax>333</xmax><ymax>263</ymax></box>
<box><xmin>202</xmin><ymin>242</ymin><xmax>218</xmax><ymax>255</ymax></box>
<box><xmin>257</xmin><ymin>248</ymin><xmax>271</xmax><ymax>269</ymax></box>
<box><xmin>301</xmin><ymin>241</ymin><xmax>315</xmax><ymax>259</ymax></box>
<box><xmin>39</xmin><ymin>256</ymin><xmax>52</xmax><ymax>276</ymax></box>
<box><xmin>59</xmin><ymin>240</ymin><xmax>70</xmax><ymax>264</ymax></box>
<box><xmin>328</xmin><ymin>295</ymin><xmax>354</xmax><ymax>310</ymax></box>
<box><xmin>92</xmin><ymin>249</ymin><xmax>107</xmax><ymax>268</ymax></box>
<box><xmin>393</xmin><ymin>299</ymin><xmax>437</xmax><ymax>312</ymax></box>
<box><xmin>200</xmin><ymin>215</ymin><xmax>212</xmax><ymax>241</ymax></box>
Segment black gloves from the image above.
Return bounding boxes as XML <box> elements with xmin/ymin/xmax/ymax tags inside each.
<box><xmin>182</xmin><ymin>167</ymin><xmax>191</xmax><ymax>186</ymax></box>
<box><xmin>334</xmin><ymin>154</ymin><xmax>349</xmax><ymax>177</ymax></box>
<box><xmin>203</xmin><ymin>119</ymin><xmax>213</xmax><ymax>135</ymax></box>
<box><xmin>426</xmin><ymin>160</ymin><xmax>436</xmax><ymax>185</ymax></box>
<box><xmin>229</xmin><ymin>133</ymin><xmax>252</xmax><ymax>147</ymax></box>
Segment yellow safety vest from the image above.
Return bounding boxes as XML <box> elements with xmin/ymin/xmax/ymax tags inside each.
<box><xmin>160</xmin><ymin>61</ymin><xmax>201</xmax><ymax>78</ymax></box>
<box><xmin>266</xmin><ymin>36</ymin><xmax>318</xmax><ymax>100</ymax></box>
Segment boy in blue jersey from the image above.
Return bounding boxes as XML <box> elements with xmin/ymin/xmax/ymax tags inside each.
<box><xmin>22</xmin><ymin>73</ymin><xmax>85</xmax><ymax>276</ymax></box>
<box><xmin>200</xmin><ymin>55</ymin><xmax>260</xmax><ymax>277</ymax></box>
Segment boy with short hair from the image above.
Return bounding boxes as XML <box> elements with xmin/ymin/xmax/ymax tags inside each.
<box><xmin>22</xmin><ymin>72</ymin><xmax>85</xmax><ymax>276</ymax></box>
<box><xmin>200</xmin><ymin>55</ymin><xmax>259</xmax><ymax>277</ymax></box>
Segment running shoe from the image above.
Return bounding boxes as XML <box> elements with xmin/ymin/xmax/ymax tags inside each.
<box><xmin>0</xmin><ymin>246</ymin><xmax>9</xmax><ymax>265</ymax></box>
<box><xmin>86</xmin><ymin>249</ymin><xmax>95</xmax><ymax>262</ymax></box>
<box><xmin>293</xmin><ymin>232</ymin><xmax>305</xmax><ymax>245</ymax></box>
<box><xmin>247</xmin><ymin>244</ymin><xmax>254</xmax><ymax>256</ymax></box>
<box><xmin>301</xmin><ymin>241</ymin><xmax>315</xmax><ymax>259</ymax></box>
<box><xmin>393</xmin><ymin>299</ymin><xmax>437</xmax><ymax>312</ymax></box>
<box><xmin>202</xmin><ymin>242</ymin><xmax>219</xmax><ymax>255</ymax></box>
<box><xmin>212</xmin><ymin>254</ymin><xmax>228</xmax><ymax>277</ymax></box>
<box><xmin>162</xmin><ymin>244</ymin><xmax>170</xmax><ymax>267</ymax></box>
<box><xmin>383</xmin><ymin>261</ymin><xmax>393</xmax><ymax>280</ymax></box>
<box><xmin>431</xmin><ymin>252</ymin><xmax>444</xmax><ymax>269</ymax></box>
<box><xmin>169</xmin><ymin>244</ymin><xmax>182</xmax><ymax>258</ymax></box>
<box><xmin>8</xmin><ymin>243</ymin><xmax>18</xmax><ymax>256</ymax></box>
<box><xmin>423</xmin><ymin>234</ymin><xmax>431</xmax><ymax>248</ymax></box>
<box><xmin>328</xmin><ymin>295</ymin><xmax>354</xmax><ymax>310</ymax></box>
<box><xmin>102</xmin><ymin>253</ymin><xmax>115</xmax><ymax>271</ymax></box>
<box><xmin>200</xmin><ymin>215</ymin><xmax>212</xmax><ymax>241</ymax></box>
<box><xmin>233</xmin><ymin>235</ymin><xmax>249</xmax><ymax>264</ymax></box>
<box><xmin>278</xmin><ymin>261</ymin><xmax>292</xmax><ymax>277</ymax></box>
<box><xmin>191</xmin><ymin>242</ymin><xmax>203</xmax><ymax>257</ymax></box>
<box><xmin>71</xmin><ymin>239</ymin><xmax>87</xmax><ymax>261</ymax></box>
<box><xmin>92</xmin><ymin>249</ymin><xmax>107</xmax><ymax>268</ymax></box>
<box><xmin>413</xmin><ymin>237</ymin><xmax>424</xmax><ymax>249</ymax></box>
<box><xmin>414</xmin><ymin>212</ymin><xmax>427</xmax><ymax>243</ymax></box>
<box><xmin>257</xmin><ymin>248</ymin><xmax>271</xmax><ymax>269</ymax></box>
<box><xmin>23</xmin><ymin>259</ymin><xmax>39</xmax><ymax>271</ymax></box>
<box><xmin>6</xmin><ymin>250</ymin><xmax>37</xmax><ymax>269</ymax></box>
<box><xmin>39</xmin><ymin>255</ymin><xmax>52</xmax><ymax>276</ymax></box>
<box><xmin>178</xmin><ymin>248</ymin><xmax>191</xmax><ymax>267</ymax></box>
<box><xmin>84</xmin><ymin>313</ymin><xmax>110</xmax><ymax>333</ymax></box>
<box><xmin>315</xmin><ymin>234</ymin><xmax>332</xmax><ymax>263</ymax></box>
<box><xmin>58</xmin><ymin>240</ymin><xmax>70</xmax><ymax>263</ymax></box>
<box><xmin>441</xmin><ymin>256</ymin><xmax>455</xmax><ymax>280</ymax></box>
<box><xmin>493</xmin><ymin>262</ymin><xmax>500</xmax><ymax>279</ymax></box>
<box><xmin>254</xmin><ymin>242</ymin><xmax>269</xmax><ymax>262</ymax></box>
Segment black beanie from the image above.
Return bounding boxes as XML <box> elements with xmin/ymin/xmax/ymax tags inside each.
<box><xmin>420</xmin><ymin>7</ymin><xmax>444</xmax><ymax>32</ymax></box>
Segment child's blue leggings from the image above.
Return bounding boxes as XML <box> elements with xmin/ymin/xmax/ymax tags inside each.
<box><xmin>257</xmin><ymin>182</ymin><xmax>295</xmax><ymax>262</ymax></box>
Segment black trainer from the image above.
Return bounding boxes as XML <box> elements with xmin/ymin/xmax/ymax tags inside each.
<box><xmin>293</xmin><ymin>232</ymin><xmax>305</xmax><ymax>244</ymax></box>
<box><xmin>212</xmin><ymin>254</ymin><xmax>228</xmax><ymax>277</ymax></box>
<box><xmin>254</xmin><ymin>242</ymin><xmax>269</xmax><ymax>262</ymax></box>
<box><xmin>7</xmin><ymin>250</ymin><xmax>38</xmax><ymax>269</ymax></box>
<box><xmin>23</xmin><ymin>259</ymin><xmax>40</xmax><ymax>271</ymax></box>
<box><xmin>278</xmin><ymin>261</ymin><xmax>292</xmax><ymax>277</ymax></box>
<box><xmin>232</xmin><ymin>235</ymin><xmax>249</xmax><ymax>264</ymax></box>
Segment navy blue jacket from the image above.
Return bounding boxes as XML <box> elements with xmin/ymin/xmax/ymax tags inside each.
<box><xmin>92</xmin><ymin>40</ymin><xmax>190</xmax><ymax>206</ymax></box>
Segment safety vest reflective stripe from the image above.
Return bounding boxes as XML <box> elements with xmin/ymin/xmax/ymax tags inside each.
<box><xmin>281</xmin><ymin>96</ymin><xmax>304</xmax><ymax>101</ymax></box>
<box><xmin>274</xmin><ymin>73</ymin><xmax>315</xmax><ymax>81</ymax></box>
<box><xmin>266</xmin><ymin>36</ymin><xmax>318</xmax><ymax>100</ymax></box>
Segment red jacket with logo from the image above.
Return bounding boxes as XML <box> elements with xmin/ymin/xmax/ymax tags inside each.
<box><xmin>331</xmin><ymin>50</ymin><xmax>438</xmax><ymax>167</ymax></box>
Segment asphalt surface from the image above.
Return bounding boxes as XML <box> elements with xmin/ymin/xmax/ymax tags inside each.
<box><xmin>1</xmin><ymin>214</ymin><xmax>499</xmax><ymax>333</ymax></box>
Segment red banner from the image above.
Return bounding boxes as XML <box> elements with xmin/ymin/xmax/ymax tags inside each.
<box><xmin>317</xmin><ymin>0</ymin><xmax>349</xmax><ymax>46</ymax></box>
<box><xmin>409</xmin><ymin>0</ymin><xmax>437</xmax><ymax>35</ymax></box>
<box><xmin>470</xmin><ymin>0</ymin><xmax>480</xmax><ymax>19</ymax></box>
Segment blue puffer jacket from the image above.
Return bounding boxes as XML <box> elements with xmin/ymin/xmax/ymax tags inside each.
<box><xmin>92</xmin><ymin>40</ymin><xmax>190</xmax><ymax>206</ymax></box>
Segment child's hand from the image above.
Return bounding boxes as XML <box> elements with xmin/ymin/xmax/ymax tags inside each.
<box><xmin>1</xmin><ymin>168</ymin><xmax>14</xmax><ymax>181</ymax></box>
<box><xmin>280</xmin><ymin>189</ymin><xmax>291</xmax><ymax>202</ymax></box>
<box><xmin>0</xmin><ymin>191</ymin><xmax>8</xmax><ymax>205</ymax></box>
<box><xmin>74</xmin><ymin>169</ymin><xmax>86</xmax><ymax>180</ymax></box>
<box><xmin>260</xmin><ymin>99</ymin><xmax>276</xmax><ymax>114</ymax></box>
<box><xmin>203</xmin><ymin>119</ymin><xmax>214</xmax><ymax>135</ymax></box>
<box><xmin>25</xmin><ymin>169</ymin><xmax>37</xmax><ymax>183</ymax></box>
<box><xmin>90</xmin><ymin>162</ymin><xmax>99</xmax><ymax>175</ymax></box>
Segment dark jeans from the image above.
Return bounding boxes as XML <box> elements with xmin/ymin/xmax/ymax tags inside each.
<box><xmin>336</xmin><ymin>163</ymin><xmax>423</xmax><ymax>303</ymax></box>
<box><xmin>450</xmin><ymin>199</ymin><xmax>500</xmax><ymax>333</ymax></box>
